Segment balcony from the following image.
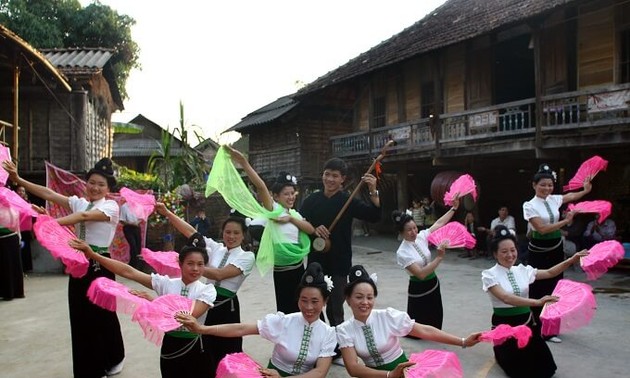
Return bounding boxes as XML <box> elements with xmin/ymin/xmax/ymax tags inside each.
<box><xmin>331</xmin><ymin>83</ymin><xmax>630</xmax><ymax>158</ymax></box>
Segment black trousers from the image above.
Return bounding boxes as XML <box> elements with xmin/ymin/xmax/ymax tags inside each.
<box><xmin>123</xmin><ymin>224</ymin><xmax>141</xmax><ymax>268</ymax></box>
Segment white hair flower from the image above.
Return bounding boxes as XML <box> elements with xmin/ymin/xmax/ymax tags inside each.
<box><xmin>323</xmin><ymin>275</ymin><xmax>334</xmax><ymax>292</ymax></box>
<box><xmin>369</xmin><ymin>272</ymin><xmax>378</xmax><ymax>284</ymax></box>
<box><xmin>405</xmin><ymin>209</ymin><xmax>413</xmax><ymax>216</ymax></box>
<box><xmin>245</xmin><ymin>217</ymin><xmax>252</xmax><ymax>227</ymax></box>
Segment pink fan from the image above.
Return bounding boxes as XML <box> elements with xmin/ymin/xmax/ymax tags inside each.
<box><xmin>540</xmin><ymin>279</ymin><xmax>597</xmax><ymax>336</ymax></box>
<box><xmin>563</xmin><ymin>155</ymin><xmax>608</xmax><ymax>192</ymax></box>
<box><xmin>443</xmin><ymin>174</ymin><xmax>477</xmax><ymax>206</ymax></box>
<box><xmin>479</xmin><ymin>324</ymin><xmax>532</xmax><ymax>348</ymax></box>
<box><xmin>0</xmin><ymin>205</ymin><xmax>20</xmax><ymax>231</ymax></box>
<box><xmin>427</xmin><ymin>221</ymin><xmax>476</xmax><ymax>249</ymax></box>
<box><xmin>132</xmin><ymin>294</ymin><xmax>194</xmax><ymax>345</ymax></box>
<box><xmin>0</xmin><ymin>144</ymin><xmax>10</xmax><ymax>186</ymax></box>
<box><xmin>406</xmin><ymin>350</ymin><xmax>463</xmax><ymax>378</ymax></box>
<box><xmin>120</xmin><ymin>187</ymin><xmax>156</xmax><ymax>221</ymax></box>
<box><xmin>141</xmin><ymin>248</ymin><xmax>181</xmax><ymax>277</ymax></box>
<box><xmin>580</xmin><ymin>240</ymin><xmax>625</xmax><ymax>280</ymax></box>
<box><xmin>33</xmin><ymin>215</ymin><xmax>89</xmax><ymax>278</ymax></box>
<box><xmin>87</xmin><ymin>277</ymin><xmax>150</xmax><ymax>315</ymax></box>
<box><xmin>0</xmin><ymin>187</ymin><xmax>38</xmax><ymax>217</ymax></box>
<box><xmin>217</xmin><ymin>352</ymin><xmax>263</xmax><ymax>378</ymax></box>
<box><xmin>567</xmin><ymin>200</ymin><xmax>612</xmax><ymax>223</ymax></box>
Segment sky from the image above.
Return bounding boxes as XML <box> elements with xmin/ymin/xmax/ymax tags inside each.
<box><xmin>83</xmin><ymin>0</ymin><xmax>448</xmax><ymax>145</ymax></box>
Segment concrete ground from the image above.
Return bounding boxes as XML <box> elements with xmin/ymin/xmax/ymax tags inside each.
<box><xmin>2</xmin><ymin>234</ymin><xmax>629</xmax><ymax>377</ymax></box>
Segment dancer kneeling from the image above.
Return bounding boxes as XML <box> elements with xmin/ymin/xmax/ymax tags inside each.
<box><xmin>336</xmin><ymin>265</ymin><xmax>481</xmax><ymax>378</ymax></box>
<box><xmin>177</xmin><ymin>262</ymin><xmax>336</xmax><ymax>377</ymax></box>
<box><xmin>481</xmin><ymin>225</ymin><xmax>588</xmax><ymax>378</ymax></box>
<box><xmin>71</xmin><ymin>233</ymin><xmax>216</xmax><ymax>378</ymax></box>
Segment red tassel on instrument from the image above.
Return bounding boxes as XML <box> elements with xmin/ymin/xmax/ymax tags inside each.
<box><xmin>374</xmin><ymin>161</ymin><xmax>382</xmax><ymax>179</ymax></box>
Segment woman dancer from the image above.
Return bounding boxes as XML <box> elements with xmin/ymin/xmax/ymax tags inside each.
<box><xmin>3</xmin><ymin>158</ymin><xmax>125</xmax><ymax>377</ymax></box>
<box><xmin>481</xmin><ymin>226</ymin><xmax>588</xmax><ymax>377</ymax></box>
<box><xmin>177</xmin><ymin>262</ymin><xmax>336</xmax><ymax>377</ymax></box>
<box><xmin>336</xmin><ymin>265</ymin><xmax>480</xmax><ymax>378</ymax></box>
<box><xmin>391</xmin><ymin>197</ymin><xmax>459</xmax><ymax>331</ymax></box>
<box><xmin>156</xmin><ymin>203</ymin><xmax>255</xmax><ymax>376</ymax></box>
<box><xmin>226</xmin><ymin>145</ymin><xmax>314</xmax><ymax>314</ymax></box>
<box><xmin>71</xmin><ymin>233</ymin><xmax>216</xmax><ymax>378</ymax></box>
<box><xmin>523</xmin><ymin>163</ymin><xmax>591</xmax><ymax>342</ymax></box>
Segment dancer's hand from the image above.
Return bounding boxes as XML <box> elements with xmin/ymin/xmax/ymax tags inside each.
<box><xmin>154</xmin><ymin>202</ymin><xmax>167</xmax><ymax>216</ymax></box>
<box><xmin>129</xmin><ymin>289</ymin><xmax>154</xmax><ymax>301</ymax></box>
<box><xmin>1</xmin><ymin>160</ymin><xmax>19</xmax><ymax>182</ymax></box>
<box><xmin>175</xmin><ymin>313</ymin><xmax>202</xmax><ymax>333</ymax></box>
<box><xmin>259</xmin><ymin>367</ymin><xmax>281</xmax><ymax>377</ymax></box>
<box><xmin>68</xmin><ymin>239</ymin><xmax>93</xmax><ymax>255</ymax></box>
<box><xmin>389</xmin><ymin>361</ymin><xmax>416</xmax><ymax>378</ymax></box>
<box><xmin>31</xmin><ymin>204</ymin><xmax>48</xmax><ymax>215</ymax></box>
<box><xmin>225</xmin><ymin>145</ymin><xmax>248</xmax><ymax>167</ymax></box>
<box><xmin>537</xmin><ymin>295</ymin><xmax>559</xmax><ymax>306</ymax></box>
<box><xmin>463</xmin><ymin>332</ymin><xmax>482</xmax><ymax>347</ymax></box>
<box><xmin>314</xmin><ymin>225</ymin><xmax>330</xmax><ymax>239</ymax></box>
<box><xmin>361</xmin><ymin>173</ymin><xmax>378</xmax><ymax>192</ymax></box>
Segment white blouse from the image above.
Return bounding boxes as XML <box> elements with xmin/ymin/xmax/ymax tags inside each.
<box><xmin>258</xmin><ymin>312</ymin><xmax>336</xmax><ymax>375</ymax></box>
<box><xmin>203</xmin><ymin>237</ymin><xmax>255</xmax><ymax>293</ymax></box>
<box><xmin>68</xmin><ymin>196</ymin><xmax>119</xmax><ymax>248</ymax></box>
<box><xmin>336</xmin><ymin>308</ymin><xmax>414</xmax><ymax>367</ymax></box>
<box><xmin>396</xmin><ymin>229</ymin><xmax>432</xmax><ymax>273</ymax></box>
<box><xmin>272</xmin><ymin>202</ymin><xmax>303</xmax><ymax>244</ymax></box>
<box><xmin>523</xmin><ymin>195</ymin><xmax>563</xmax><ymax>225</ymax></box>
<box><xmin>151</xmin><ymin>273</ymin><xmax>217</xmax><ymax>324</ymax></box>
<box><xmin>481</xmin><ymin>264</ymin><xmax>537</xmax><ymax>308</ymax></box>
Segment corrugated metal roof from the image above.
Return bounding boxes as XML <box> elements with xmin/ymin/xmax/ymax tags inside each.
<box><xmin>226</xmin><ymin>96</ymin><xmax>298</xmax><ymax>132</ymax></box>
<box><xmin>43</xmin><ymin>48</ymin><xmax>114</xmax><ymax>69</ymax></box>
<box><xmin>112</xmin><ymin>138</ymin><xmax>185</xmax><ymax>157</ymax></box>
<box><xmin>299</xmin><ymin>0</ymin><xmax>579</xmax><ymax>95</ymax></box>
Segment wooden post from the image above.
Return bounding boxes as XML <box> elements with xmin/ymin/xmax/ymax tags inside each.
<box><xmin>12</xmin><ymin>65</ymin><xmax>19</xmax><ymax>160</ymax></box>
<box><xmin>532</xmin><ymin>25</ymin><xmax>544</xmax><ymax>149</ymax></box>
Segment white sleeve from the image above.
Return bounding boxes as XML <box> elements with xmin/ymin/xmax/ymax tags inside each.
<box><xmin>506</xmin><ymin>216</ymin><xmax>516</xmax><ymax>231</ymax></box>
<box><xmin>384</xmin><ymin>307</ymin><xmax>414</xmax><ymax>336</ymax></box>
<box><xmin>396</xmin><ymin>244</ymin><xmax>418</xmax><ymax>269</ymax></box>
<box><xmin>550</xmin><ymin>195</ymin><xmax>564</xmax><ymax>209</ymax></box>
<box><xmin>523</xmin><ymin>265</ymin><xmax>537</xmax><ymax>284</ymax></box>
<box><xmin>319</xmin><ymin>326</ymin><xmax>338</xmax><ymax>358</ymax></box>
<box><xmin>230</xmin><ymin>251</ymin><xmax>255</xmax><ymax>275</ymax></box>
<box><xmin>335</xmin><ymin>323</ymin><xmax>355</xmax><ymax>348</ymax></box>
<box><xmin>523</xmin><ymin>201</ymin><xmax>538</xmax><ymax>221</ymax></box>
<box><xmin>150</xmin><ymin>273</ymin><xmax>169</xmax><ymax>295</ymax></box>
<box><xmin>99</xmin><ymin>200</ymin><xmax>119</xmax><ymax>224</ymax></box>
<box><xmin>481</xmin><ymin>269</ymin><xmax>498</xmax><ymax>292</ymax></box>
<box><xmin>68</xmin><ymin>195</ymin><xmax>83</xmax><ymax>213</ymax></box>
<box><xmin>257</xmin><ymin>312</ymin><xmax>285</xmax><ymax>343</ymax></box>
<box><xmin>195</xmin><ymin>284</ymin><xmax>217</xmax><ymax>307</ymax></box>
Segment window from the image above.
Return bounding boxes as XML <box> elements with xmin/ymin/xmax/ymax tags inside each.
<box><xmin>421</xmin><ymin>82</ymin><xmax>435</xmax><ymax>118</ymax></box>
<box><xmin>619</xmin><ymin>2</ymin><xmax>630</xmax><ymax>83</ymax></box>
<box><xmin>372</xmin><ymin>96</ymin><xmax>386</xmax><ymax>128</ymax></box>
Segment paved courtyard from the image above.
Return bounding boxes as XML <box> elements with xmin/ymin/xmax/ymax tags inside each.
<box><xmin>2</xmin><ymin>234</ymin><xmax>629</xmax><ymax>377</ymax></box>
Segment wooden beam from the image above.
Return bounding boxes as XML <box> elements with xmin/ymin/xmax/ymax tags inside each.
<box><xmin>12</xmin><ymin>65</ymin><xmax>19</xmax><ymax>159</ymax></box>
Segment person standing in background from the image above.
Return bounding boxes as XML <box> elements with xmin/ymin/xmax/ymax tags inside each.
<box><xmin>190</xmin><ymin>209</ymin><xmax>211</xmax><ymax>237</ymax></box>
<box><xmin>120</xmin><ymin>200</ymin><xmax>142</xmax><ymax>269</ymax></box>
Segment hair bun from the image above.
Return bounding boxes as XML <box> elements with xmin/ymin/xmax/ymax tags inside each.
<box><xmin>276</xmin><ymin>171</ymin><xmax>297</xmax><ymax>185</ymax></box>
<box><xmin>93</xmin><ymin>158</ymin><xmax>114</xmax><ymax>176</ymax></box>
<box><xmin>491</xmin><ymin>225</ymin><xmax>513</xmax><ymax>242</ymax></box>
<box><xmin>537</xmin><ymin>163</ymin><xmax>552</xmax><ymax>174</ymax></box>
<box><xmin>348</xmin><ymin>265</ymin><xmax>373</xmax><ymax>284</ymax></box>
<box><xmin>186</xmin><ymin>232</ymin><xmax>206</xmax><ymax>249</ymax></box>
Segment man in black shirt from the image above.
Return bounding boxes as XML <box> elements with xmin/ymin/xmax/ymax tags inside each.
<box><xmin>300</xmin><ymin>158</ymin><xmax>381</xmax><ymax>327</ymax></box>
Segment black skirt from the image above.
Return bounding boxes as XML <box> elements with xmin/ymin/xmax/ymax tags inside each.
<box><xmin>203</xmin><ymin>293</ymin><xmax>243</xmax><ymax>376</ymax></box>
<box><xmin>160</xmin><ymin>334</ymin><xmax>211</xmax><ymax>378</ymax></box>
<box><xmin>528</xmin><ymin>237</ymin><xmax>564</xmax><ymax>323</ymax></box>
<box><xmin>0</xmin><ymin>232</ymin><xmax>24</xmax><ymax>299</ymax></box>
<box><xmin>68</xmin><ymin>257</ymin><xmax>125</xmax><ymax>378</ymax></box>
<box><xmin>492</xmin><ymin>312</ymin><xmax>557</xmax><ymax>378</ymax></box>
<box><xmin>406</xmin><ymin>275</ymin><xmax>443</xmax><ymax>330</ymax></box>
<box><xmin>273</xmin><ymin>262</ymin><xmax>304</xmax><ymax>314</ymax></box>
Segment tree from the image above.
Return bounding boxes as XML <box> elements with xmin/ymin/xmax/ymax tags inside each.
<box><xmin>0</xmin><ymin>0</ymin><xmax>140</xmax><ymax>99</ymax></box>
<box><xmin>147</xmin><ymin>101</ymin><xmax>209</xmax><ymax>191</ymax></box>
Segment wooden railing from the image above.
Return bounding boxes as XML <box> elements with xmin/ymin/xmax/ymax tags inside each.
<box><xmin>331</xmin><ymin>83</ymin><xmax>630</xmax><ymax>157</ymax></box>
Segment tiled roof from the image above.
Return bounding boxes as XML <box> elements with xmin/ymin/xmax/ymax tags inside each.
<box><xmin>226</xmin><ymin>95</ymin><xmax>298</xmax><ymax>132</ymax></box>
<box><xmin>299</xmin><ymin>0</ymin><xmax>579</xmax><ymax>95</ymax></box>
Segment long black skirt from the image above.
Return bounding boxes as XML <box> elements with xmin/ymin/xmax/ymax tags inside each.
<box><xmin>273</xmin><ymin>261</ymin><xmax>304</xmax><ymax>314</ymax></box>
<box><xmin>160</xmin><ymin>334</ymin><xmax>211</xmax><ymax>378</ymax></box>
<box><xmin>528</xmin><ymin>237</ymin><xmax>564</xmax><ymax>323</ymax></box>
<box><xmin>68</xmin><ymin>257</ymin><xmax>125</xmax><ymax>378</ymax></box>
<box><xmin>203</xmin><ymin>293</ymin><xmax>243</xmax><ymax>376</ymax></box>
<box><xmin>0</xmin><ymin>232</ymin><xmax>24</xmax><ymax>300</ymax></box>
<box><xmin>407</xmin><ymin>276</ymin><xmax>443</xmax><ymax>330</ymax></box>
<box><xmin>492</xmin><ymin>312</ymin><xmax>557</xmax><ymax>378</ymax></box>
